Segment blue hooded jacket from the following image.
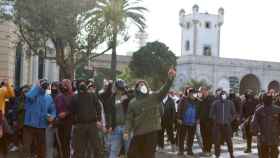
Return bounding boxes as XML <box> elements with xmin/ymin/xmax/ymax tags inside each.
<box><xmin>24</xmin><ymin>85</ymin><xmax>56</xmax><ymax>128</ymax></box>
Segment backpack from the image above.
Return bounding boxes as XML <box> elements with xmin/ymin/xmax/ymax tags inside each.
<box><xmin>183</xmin><ymin>103</ymin><xmax>196</xmax><ymax>125</ymax></box>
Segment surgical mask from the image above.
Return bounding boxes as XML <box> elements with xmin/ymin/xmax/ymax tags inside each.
<box><xmin>139</xmin><ymin>85</ymin><xmax>148</xmax><ymax>94</ymax></box>
<box><xmin>51</xmin><ymin>89</ymin><xmax>58</xmax><ymax>95</ymax></box>
<box><xmin>221</xmin><ymin>94</ymin><xmax>227</xmax><ymax>100</ymax></box>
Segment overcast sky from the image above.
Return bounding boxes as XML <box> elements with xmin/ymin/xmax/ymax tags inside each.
<box><xmin>117</xmin><ymin>0</ymin><xmax>280</xmax><ymax>62</ymax></box>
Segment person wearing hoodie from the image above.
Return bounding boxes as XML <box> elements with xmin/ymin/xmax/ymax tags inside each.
<box><xmin>240</xmin><ymin>90</ymin><xmax>258</xmax><ymax>153</ymax></box>
<box><xmin>158</xmin><ymin>91</ymin><xmax>177</xmax><ymax>152</ymax></box>
<box><xmin>251</xmin><ymin>93</ymin><xmax>280</xmax><ymax>158</ymax></box>
<box><xmin>177</xmin><ymin>87</ymin><xmax>200</xmax><ymax>156</ymax></box>
<box><xmin>108</xmin><ymin>79</ymin><xmax>132</xmax><ymax>158</ymax></box>
<box><xmin>0</xmin><ymin>79</ymin><xmax>14</xmax><ymax>115</ymax></box>
<box><xmin>70</xmin><ymin>80</ymin><xmax>103</xmax><ymax>158</ymax></box>
<box><xmin>23</xmin><ymin>79</ymin><xmax>56</xmax><ymax>158</ymax></box>
<box><xmin>198</xmin><ymin>87</ymin><xmax>215</xmax><ymax>157</ymax></box>
<box><xmin>46</xmin><ymin>82</ymin><xmax>60</xmax><ymax>158</ymax></box>
<box><xmin>54</xmin><ymin>79</ymin><xmax>74</xmax><ymax>158</ymax></box>
<box><xmin>210</xmin><ymin>90</ymin><xmax>236</xmax><ymax>158</ymax></box>
<box><xmin>125</xmin><ymin>68</ymin><xmax>176</xmax><ymax>158</ymax></box>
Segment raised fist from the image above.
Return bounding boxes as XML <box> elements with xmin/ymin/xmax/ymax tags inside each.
<box><xmin>168</xmin><ymin>68</ymin><xmax>176</xmax><ymax>79</ymax></box>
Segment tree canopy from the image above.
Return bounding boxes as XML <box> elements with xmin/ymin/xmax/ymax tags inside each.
<box><xmin>0</xmin><ymin>0</ymin><xmax>111</xmax><ymax>79</ymax></box>
<box><xmin>129</xmin><ymin>41</ymin><xmax>177</xmax><ymax>89</ymax></box>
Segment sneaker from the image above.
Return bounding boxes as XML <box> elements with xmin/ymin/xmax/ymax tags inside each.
<box><xmin>9</xmin><ymin>145</ymin><xmax>19</xmax><ymax>152</ymax></box>
<box><xmin>202</xmin><ymin>152</ymin><xmax>212</xmax><ymax>157</ymax></box>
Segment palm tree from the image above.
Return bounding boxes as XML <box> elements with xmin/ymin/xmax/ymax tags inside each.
<box><xmin>88</xmin><ymin>0</ymin><xmax>147</xmax><ymax>80</ymax></box>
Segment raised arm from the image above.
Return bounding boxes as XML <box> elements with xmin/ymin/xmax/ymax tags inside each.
<box><xmin>155</xmin><ymin>68</ymin><xmax>176</xmax><ymax>101</ymax></box>
<box><xmin>26</xmin><ymin>84</ymin><xmax>41</xmax><ymax>101</ymax></box>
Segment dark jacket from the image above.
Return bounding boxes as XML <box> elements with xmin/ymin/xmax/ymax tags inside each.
<box><xmin>125</xmin><ymin>78</ymin><xmax>173</xmax><ymax>136</ymax></box>
<box><xmin>70</xmin><ymin>92</ymin><xmax>101</xmax><ymax>124</ymax></box>
<box><xmin>251</xmin><ymin>104</ymin><xmax>280</xmax><ymax>145</ymax></box>
<box><xmin>161</xmin><ymin>96</ymin><xmax>176</xmax><ymax>125</ymax></box>
<box><xmin>241</xmin><ymin>98</ymin><xmax>259</xmax><ymax>120</ymax></box>
<box><xmin>210</xmin><ymin>99</ymin><xmax>236</xmax><ymax>125</ymax></box>
<box><xmin>111</xmin><ymin>93</ymin><xmax>134</xmax><ymax>129</ymax></box>
<box><xmin>198</xmin><ymin>95</ymin><xmax>215</xmax><ymax>122</ymax></box>
<box><xmin>98</xmin><ymin>83</ymin><xmax>114</xmax><ymax>129</ymax></box>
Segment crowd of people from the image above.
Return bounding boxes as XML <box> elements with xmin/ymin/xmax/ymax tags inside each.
<box><xmin>0</xmin><ymin>68</ymin><xmax>280</xmax><ymax>158</ymax></box>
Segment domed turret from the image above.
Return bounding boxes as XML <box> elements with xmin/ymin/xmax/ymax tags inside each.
<box><xmin>192</xmin><ymin>4</ymin><xmax>199</xmax><ymax>13</ymax></box>
<box><xmin>218</xmin><ymin>7</ymin><xmax>224</xmax><ymax>16</ymax></box>
<box><xmin>179</xmin><ymin>9</ymin><xmax>186</xmax><ymax>17</ymax></box>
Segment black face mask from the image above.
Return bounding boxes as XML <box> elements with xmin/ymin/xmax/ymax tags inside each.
<box><xmin>263</xmin><ymin>95</ymin><xmax>273</xmax><ymax>106</ymax></box>
<box><xmin>79</xmin><ymin>84</ymin><xmax>87</xmax><ymax>92</ymax></box>
<box><xmin>51</xmin><ymin>89</ymin><xmax>58</xmax><ymax>95</ymax></box>
<box><xmin>41</xmin><ymin>83</ymin><xmax>49</xmax><ymax>90</ymax></box>
<box><xmin>61</xmin><ymin>87</ymin><xmax>68</xmax><ymax>93</ymax></box>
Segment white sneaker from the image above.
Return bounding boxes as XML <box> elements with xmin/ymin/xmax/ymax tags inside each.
<box><xmin>9</xmin><ymin>145</ymin><xmax>19</xmax><ymax>152</ymax></box>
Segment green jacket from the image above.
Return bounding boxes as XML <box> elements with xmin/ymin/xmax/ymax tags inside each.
<box><xmin>125</xmin><ymin>78</ymin><xmax>174</xmax><ymax>136</ymax></box>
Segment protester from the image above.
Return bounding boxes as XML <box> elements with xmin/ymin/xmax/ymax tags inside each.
<box><xmin>10</xmin><ymin>86</ymin><xmax>29</xmax><ymax>150</ymax></box>
<box><xmin>125</xmin><ymin>68</ymin><xmax>176</xmax><ymax>158</ymax></box>
<box><xmin>70</xmin><ymin>80</ymin><xmax>103</xmax><ymax>158</ymax></box>
<box><xmin>177</xmin><ymin>87</ymin><xmax>199</xmax><ymax>156</ymax></box>
<box><xmin>251</xmin><ymin>93</ymin><xmax>280</xmax><ymax>158</ymax></box>
<box><xmin>54</xmin><ymin>79</ymin><xmax>74</xmax><ymax>158</ymax></box>
<box><xmin>198</xmin><ymin>87</ymin><xmax>215</xmax><ymax>157</ymax></box>
<box><xmin>0</xmin><ymin>80</ymin><xmax>15</xmax><ymax>116</ymax></box>
<box><xmin>158</xmin><ymin>91</ymin><xmax>176</xmax><ymax>152</ymax></box>
<box><xmin>240</xmin><ymin>90</ymin><xmax>258</xmax><ymax>153</ymax></box>
<box><xmin>107</xmin><ymin>79</ymin><xmax>132</xmax><ymax>158</ymax></box>
<box><xmin>46</xmin><ymin>82</ymin><xmax>59</xmax><ymax>158</ymax></box>
<box><xmin>22</xmin><ymin>79</ymin><xmax>56</xmax><ymax>158</ymax></box>
<box><xmin>210</xmin><ymin>90</ymin><xmax>236</xmax><ymax>158</ymax></box>
<box><xmin>228</xmin><ymin>91</ymin><xmax>241</xmax><ymax>136</ymax></box>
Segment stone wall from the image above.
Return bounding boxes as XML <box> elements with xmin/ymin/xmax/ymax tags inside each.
<box><xmin>176</xmin><ymin>55</ymin><xmax>280</xmax><ymax>93</ymax></box>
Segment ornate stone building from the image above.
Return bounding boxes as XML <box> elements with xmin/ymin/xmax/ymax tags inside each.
<box><xmin>175</xmin><ymin>5</ymin><xmax>280</xmax><ymax>94</ymax></box>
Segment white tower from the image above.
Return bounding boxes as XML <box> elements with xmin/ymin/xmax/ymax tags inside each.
<box><xmin>179</xmin><ymin>5</ymin><xmax>224</xmax><ymax>57</ymax></box>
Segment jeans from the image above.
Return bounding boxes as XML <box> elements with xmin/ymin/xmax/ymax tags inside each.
<box><xmin>46</xmin><ymin>126</ymin><xmax>55</xmax><ymax>158</ymax></box>
<box><xmin>109</xmin><ymin>126</ymin><xmax>130</xmax><ymax>158</ymax></box>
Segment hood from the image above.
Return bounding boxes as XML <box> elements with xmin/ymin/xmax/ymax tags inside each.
<box><xmin>134</xmin><ymin>80</ymin><xmax>150</xmax><ymax>98</ymax></box>
<box><xmin>62</xmin><ymin>79</ymin><xmax>74</xmax><ymax>96</ymax></box>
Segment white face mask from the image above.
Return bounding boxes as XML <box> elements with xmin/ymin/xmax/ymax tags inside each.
<box><xmin>139</xmin><ymin>85</ymin><xmax>148</xmax><ymax>94</ymax></box>
<box><xmin>222</xmin><ymin>94</ymin><xmax>227</xmax><ymax>100</ymax></box>
<box><xmin>198</xmin><ymin>93</ymin><xmax>203</xmax><ymax>98</ymax></box>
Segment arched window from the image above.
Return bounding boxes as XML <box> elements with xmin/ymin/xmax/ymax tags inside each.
<box><xmin>203</xmin><ymin>46</ymin><xmax>211</xmax><ymax>56</ymax></box>
<box><xmin>205</xmin><ymin>21</ymin><xmax>211</xmax><ymax>29</ymax></box>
